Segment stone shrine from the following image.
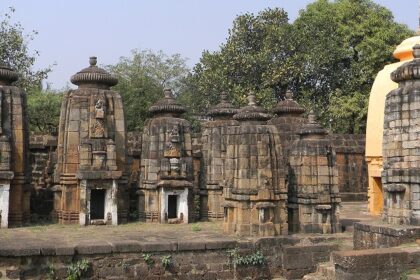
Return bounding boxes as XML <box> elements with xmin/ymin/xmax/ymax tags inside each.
<box><xmin>223</xmin><ymin>93</ymin><xmax>287</xmax><ymax>236</ymax></box>
<box><xmin>138</xmin><ymin>89</ymin><xmax>194</xmax><ymax>223</ymax></box>
<box><xmin>288</xmin><ymin>111</ymin><xmax>341</xmax><ymax>234</ymax></box>
<box><xmin>200</xmin><ymin>92</ymin><xmax>238</xmax><ymax>220</ymax></box>
<box><xmin>366</xmin><ymin>35</ymin><xmax>420</xmax><ymax>216</ymax></box>
<box><xmin>269</xmin><ymin>90</ymin><xmax>306</xmax><ymax>156</ymax></box>
<box><xmin>0</xmin><ymin>61</ymin><xmax>30</xmax><ymax>228</ymax></box>
<box><xmin>53</xmin><ymin>57</ymin><xmax>127</xmax><ymax>225</ymax></box>
<box><xmin>382</xmin><ymin>45</ymin><xmax>420</xmax><ymax>226</ymax></box>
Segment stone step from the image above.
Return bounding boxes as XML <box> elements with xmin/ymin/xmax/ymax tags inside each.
<box><xmin>302</xmin><ymin>272</ymin><xmax>328</xmax><ymax>280</ymax></box>
<box><xmin>408</xmin><ymin>274</ymin><xmax>420</xmax><ymax>280</ymax></box>
<box><xmin>317</xmin><ymin>262</ymin><xmax>336</xmax><ymax>279</ymax></box>
<box><xmin>303</xmin><ymin>261</ymin><xmax>336</xmax><ymax>280</ymax></box>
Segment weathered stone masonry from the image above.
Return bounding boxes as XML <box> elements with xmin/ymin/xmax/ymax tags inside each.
<box><xmin>0</xmin><ymin>61</ymin><xmax>30</xmax><ymax>228</ymax></box>
<box><xmin>382</xmin><ymin>44</ymin><xmax>420</xmax><ymax>226</ymax></box>
<box><xmin>53</xmin><ymin>57</ymin><xmax>127</xmax><ymax>225</ymax></box>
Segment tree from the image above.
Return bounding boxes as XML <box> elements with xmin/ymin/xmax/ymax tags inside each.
<box><xmin>107</xmin><ymin>49</ymin><xmax>190</xmax><ymax>131</ymax></box>
<box><xmin>27</xmin><ymin>89</ymin><xmax>63</xmax><ymax>134</ymax></box>
<box><xmin>292</xmin><ymin>0</ymin><xmax>414</xmax><ymax>133</ymax></box>
<box><xmin>180</xmin><ymin>8</ymin><xmax>295</xmax><ymax>117</ymax></box>
<box><xmin>0</xmin><ymin>7</ymin><xmax>50</xmax><ymax>92</ymax></box>
<box><xmin>182</xmin><ymin>1</ymin><xmax>414</xmax><ymax>133</ymax></box>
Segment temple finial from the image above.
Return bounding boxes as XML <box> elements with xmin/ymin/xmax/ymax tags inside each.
<box><xmin>89</xmin><ymin>56</ymin><xmax>97</xmax><ymax>66</ymax></box>
<box><xmin>247</xmin><ymin>92</ymin><xmax>256</xmax><ymax>106</ymax></box>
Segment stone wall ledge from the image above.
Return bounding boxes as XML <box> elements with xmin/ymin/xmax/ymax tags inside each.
<box><xmin>354</xmin><ymin>222</ymin><xmax>420</xmax><ymax>237</ymax></box>
<box><xmin>0</xmin><ymin>235</ymin><xmax>345</xmax><ymax>257</ymax></box>
<box><xmin>333</xmin><ymin>246</ymin><xmax>420</xmax><ymax>278</ymax></box>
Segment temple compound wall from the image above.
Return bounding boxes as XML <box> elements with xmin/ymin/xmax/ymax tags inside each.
<box><xmin>0</xmin><ymin>61</ymin><xmax>30</xmax><ymax>228</ymax></box>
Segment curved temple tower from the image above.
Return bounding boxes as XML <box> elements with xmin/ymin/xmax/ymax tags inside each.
<box><xmin>269</xmin><ymin>90</ymin><xmax>306</xmax><ymax>156</ymax></box>
<box><xmin>0</xmin><ymin>62</ymin><xmax>30</xmax><ymax>228</ymax></box>
<box><xmin>54</xmin><ymin>57</ymin><xmax>126</xmax><ymax>225</ymax></box>
<box><xmin>288</xmin><ymin>111</ymin><xmax>341</xmax><ymax>234</ymax></box>
<box><xmin>138</xmin><ymin>89</ymin><xmax>194</xmax><ymax>223</ymax></box>
<box><xmin>201</xmin><ymin>92</ymin><xmax>238</xmax><ymax>220</ymax></box>
<box><xmin>223</xmin><ymin>93</ymin><xmax>287</xmax><ymax>236</ymax></box>
<box><xmin>382</xmin><ymin>45</ymin><xmax>420</xmax><ymax>226</ymax></box>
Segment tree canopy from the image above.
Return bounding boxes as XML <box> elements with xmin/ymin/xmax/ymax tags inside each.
<box><xmin>180</xmin><ymin>0</ymin><xmax>414</xmax><ymax>133</ymax></box>
<box><xmin>27</xmin><ymin>89</ymin><xmax>63</xmax><ymax>134</ymax></box>
<box><xmin>0</xmin><ymin>7</ymin><xmax>50</xmax><ymax>92</ymax></box>
<box><xmin>107</xmin><ymin>49</ymin><xmax>190</xmax><ymax>131</ymax></box>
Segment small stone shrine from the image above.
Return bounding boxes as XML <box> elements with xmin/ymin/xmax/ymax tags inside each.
<box><xmin>382</xmin><ymin>44</ymin><xmax>420</xmax><ymax>226</ymax></box>
<box><xmin>269</xmin><ymin>90</ymin><xmax>306</xmax><ymax>156</ymax></box>
<box><xmin>53</xmin><ymin>57</ymin><xmax>126</xmax><ymax>225</ymax></box>
<box><xmin>138</xmin><ymin>89</ymin><xmax>194</xmax><ymax>223</ymax></box>
<box><xmin>223</xmin><ymin>93</ymin><xmax>287</xmax><ymax>236</ymax></box>
<box><xmin>0</xmin><ymin>61</ymin><xmax>30</xmax><ymax>228</ymax></box>
<box><xmin>288</xmin><ymin>111</ymin><xmax>341</xmax><ymax>234</ymax></box>
<box><xmin>200</xmin><ymin>92</ymin><xmax>238</xmax><ymax>220</ymax></box>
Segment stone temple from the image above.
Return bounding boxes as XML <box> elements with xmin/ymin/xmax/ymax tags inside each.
<box><xmin>382</xmin><ymin>44</ymin><xmax>420</xmax><ymax>226</ymax></box>
<box><xmin>0</xmin><ymin>57</ymin><xmax>369</xmax><ymax>236</ymax></box>
<box><xmin>223</xmin><ymin>93</ymin><xmax>287</xmax><ymax>236</ymax></box>
<box><xmin>138</xmin><ymin>89</ymin><xmax>194</xmax><ymax>224</ymax></box>
<box><xmin>53</xmin><ymin>57</ymin><xmax>127</xmax><ymax>225</ymax></box>
<box><xmin>0</xmin><ymin>61</ymin><xmax>30</xmax><ymax>228</ymax></box>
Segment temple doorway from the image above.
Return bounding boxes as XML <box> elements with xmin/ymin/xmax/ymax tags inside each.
<box><xmin>168</xmin><ymin>195</ymin><xmax>178</xmax><ymax>219</ymax></box>
<box><xmin>90</xmin><ymin>189</ymin><xmax>105</xmax><ymax>220</ymax></box>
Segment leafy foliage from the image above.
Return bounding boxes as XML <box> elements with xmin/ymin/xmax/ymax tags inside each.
<box><xmin>66</xmin><ymin>259</ymin><xmax>89</xmax><ymax>280</ymax></box>
<box><xmin>160</xmin><ymin>254</ymin><xmax>172</xmax><ymax>269</ymax></box>
<box><xmin>107</xmin><ymin>49</ymin><xmax>190</xmax><ymax>131</ymax></box>
<box><xmin>181</xmin><ymin>0</ymin><xmax>414</xmax><ymax>133</ymax></box>
<box><xmin>27</xmin><ymin>89</ymin><xmax>63</xmax><ymax>134</ymax></box>
<box><xmin>0</xmin><ymin>7</ymin><xmax>50</xmax><ymax>92</ymax></box>
<box><xmin>142</xmin><ymin>253</ymin><xmax>154</xmax><ymax>268</ymax></box>
<box><xmin>227</xmin><ymin>248</ymin><xmax>266</xmax><ymax>266</ymax></box>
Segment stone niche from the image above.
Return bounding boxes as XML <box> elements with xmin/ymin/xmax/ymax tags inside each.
<box><xmin>288</xmin><ymin>111</ymin><xmax>341</xmax><ymax>234</ymax></box>
<box><xmin>223</xmin><ymin>93</ymin><xmax>287</xmax><ymax>236</ymax></box>
<box><xmin>0</xmin><ymin>61</ymin><xmax>30</xmax><ymax>228</ymax></box>
<box><xmin>200</xmin><ymin>92</ymin><xmax>238</xmax><ymax>221</ymax></box>
<box><xmin>138</xmin><ymin>89</ymin><xmax>194</xmax><ymax>223</ymax></box>
<box><xmin>382</xmin><ymin>45</ymin><xmax>420</xmax><ymax>226</ymax></box>
<box><xmin>53</xmin><ymin>57</ymin><xmax>126</xmax><ymax>225</ymax></box>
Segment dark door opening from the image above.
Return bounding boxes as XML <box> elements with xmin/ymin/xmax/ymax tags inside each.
<box><xmin>168</xmin><ymin>195</ymin><xmax>178</xmax><ymax>219</ymax></box>
<box><xmin>91</xmin><ymin>189</ymin><xmax>105</xmax><ymax>220</ymax></box>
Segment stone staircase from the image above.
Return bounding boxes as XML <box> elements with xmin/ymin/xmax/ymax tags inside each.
<box><xmin>302</xmin><ymin>260</ymin><xmax>336</xmax><ymax>280</ymax></box>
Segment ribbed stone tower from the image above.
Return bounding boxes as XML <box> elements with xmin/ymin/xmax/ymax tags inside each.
<box><xmin>54</xmin><ymin>57</ymin><xmax>126</xmax><ymax>225</ymax></box>
<box><xmin>382</xmin><ymin>45</ymin><xmax>420</xmax><ymax>225</ymax></box>
<box><xmin>288</xmin><ymin>111</ymin><xmax>341</xmax><ymax>233</ymax></box>
<box><xmin>138</xmin><ymin>89</ymin><xmax>194</xmax><ymax>223</ymax></box>
<box><xmin>201</xmin><ymin>92</ymin><xmax>238</xmax><ymax>220</ymax></box>
<box><xmin>269</xmin><ymin>90</ymin><xmax>306</xmax><ymax>155</ymax></box>
<box><xmin>223</xmin><ymin>93</ymin><xmax>287</xmax><ymax>236</ymax></box>
<box><xmin>0</xmin><ymin>62</ymin><xmax>30</xmax><ymax>228</ymax></box>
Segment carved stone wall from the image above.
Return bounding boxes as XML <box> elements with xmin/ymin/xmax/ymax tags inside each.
<box><xmin>382</xmin><ymin>45</ymin><xmax>420</xmax><ymax>226</ymax></box>
<box><xmin>0</xmin><ymin>61</ymin><xmax>30</xmax><ymax>228</ymax></box>
<box><xmin>53</xmin><ymin>57</ymin><xmax>126</xmax><ymax>225</ymax></box>
<box><xmin>288</xmin><ymin>112</ymin><xmax>341</xmax><ymax>234</ymax></box>
<box><xmin>201</xmin><ymin>92</ymin><xmax>238</xmax><ymax>221</ymax></box>
<box><xmin>223</xmin><ymin>93</ymin><xmax>287</xmax><ymax>236</ymax></box>
<box><xmin>328</xmin><ymin>134</ymin><xmax>368</xmax><ymax>201</ymax></box>
<box><xmin>138</xmin><ymin>89</ymin><xmax>195</xmax><ymax>223</ymax></box>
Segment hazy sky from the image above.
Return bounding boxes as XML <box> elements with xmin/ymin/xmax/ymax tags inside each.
<box><xmin>1</xmin><ymin>0</ymin><xmax>418</xmax><ymax>89</ymax></box>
